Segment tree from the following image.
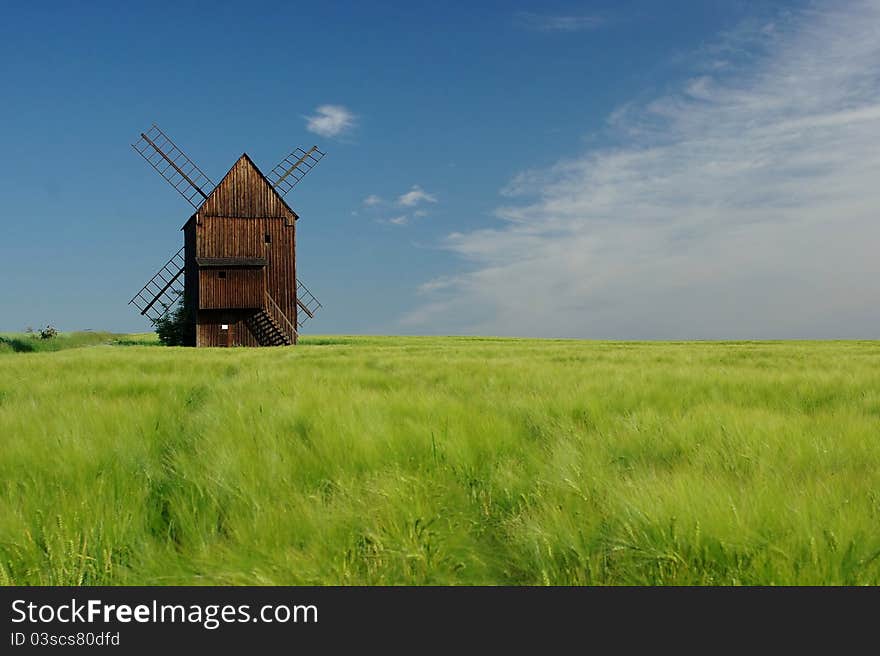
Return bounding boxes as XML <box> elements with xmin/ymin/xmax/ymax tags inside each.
<box><xmin>154</xmin><ymin>303</ymin><xmax>191</xmax><ymax>346</ymax></box>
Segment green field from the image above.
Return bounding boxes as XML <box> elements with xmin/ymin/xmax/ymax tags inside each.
<box><xmin>1</xmin><ymin>334</ymin><xmax>879</xmax><ymax>585</ymax></box>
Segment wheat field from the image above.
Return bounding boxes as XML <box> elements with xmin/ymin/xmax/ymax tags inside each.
<box><xmin>1</xmin><ymin>333</ymin><xmax>879</xmax><ymax>584</ymax></box>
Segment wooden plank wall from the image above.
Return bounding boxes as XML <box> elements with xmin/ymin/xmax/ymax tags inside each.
<box><xmin>199</xmin><ymin>267</ymin><xmax>264</xmax><ymax>309</ymax></box>
<box><xmin>198</xmin><ymin>155</ymin><xmax>294</xmax><ymax>220</ymax></box>
<box><xmin>197</xmin><ymin>215</ymin><xmax>265</xmax><ymax>258</ymax></box>
<box><xmin>191</xmin><ymin>154</ymin><xmax>299</xmax><ymax>346</ymax></box>
<box><xmin>197</xmin><ymin>310</ymin><xmax>260</xmax><ymax>347</ymax></box>
<box><xmin>194</xmin><ymin>216</ymin><xmax>295</xmax><ymax>322</ymax></box>
<box><xmin>182</xmin><ymin>220</ymin><xmax>198</xmax><ymax>345</ymax></box>
<box><xmin>264</xmin><ymin>217</ymin><xmax>297</xmax><ymax>330</ymax></box>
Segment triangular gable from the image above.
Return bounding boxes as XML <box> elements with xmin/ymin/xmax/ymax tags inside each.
<box><xmin>191</xmin><ymin>153</ymin><xmax>299</xmax><ymax>224</ymax></box>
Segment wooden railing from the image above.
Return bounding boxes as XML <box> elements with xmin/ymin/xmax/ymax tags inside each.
<box><xmin>265</xmin><ymin>292</ymin><xmax>298</xmax><ymax>344</ymax></box>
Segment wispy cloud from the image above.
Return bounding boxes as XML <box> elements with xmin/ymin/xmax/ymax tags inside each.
<box><xmin>382</xmin><ymin>215</ymin><xmax>410</xmax><ymax>226</ymax></box>
<box><xmin>515</xmin><ymin>11</ymin><xmax>604</xmax><ymax>33</ymax></box>
<box><xmin>397</xmin><ymin>185</ymin><xmax>437</xmax><ymax>207</ymax></box>
<box><xmin>375</xmin><ymin>207</ymin><xmax>430</xmax><ymax>228</ymax></box>
<box><xmin>364</xmin><ymin>187</ymin><xmax>436</xmax><ymax>225</ymax></box>
<box><xmin>304</xmin><ymin>105</ymin><xmax>356</xmax><ymax>138</ymax></box>
<box><xmin>417</xmin><ymin>276</ymin><xmax>461</xmax><ymax>294</ymax></box>
<box><xmin>407</xmin><ymin>1</ymin><xmax>880</xmax><ymax>338</ymax></box>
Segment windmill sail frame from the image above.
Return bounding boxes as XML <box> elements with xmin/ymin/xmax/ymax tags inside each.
<box><xmin>129</xmin><ymin>246</ymin><xmax>186</xmax><ymax>324</ymax></box>
<box><xmin>132</xmin><ymin>125</ymin><xmax>215</xmax><ymax>209</ymax></box>
<box><xmin>129</xmin><ymin>124</ymin><xmax>326</xmax><ymax>345</ymax></box>
<box><xmin>295</xmin><ymin>278</ymin><xmax>322</xmax><ymax>328</ymax></box>
<box><xmin>267</xmin><ymin>145</ymin><xmax>325</xmax><ymax>197</ymax></box>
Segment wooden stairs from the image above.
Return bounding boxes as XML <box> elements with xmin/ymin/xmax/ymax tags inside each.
<box><xmin>246</xmin><ymin>311</ymin><xmax>291</xmax><ymax>346</ymax></box>
<box><xmin>245</xmin><ymin>292</ymin><xmax>298</xmax><ymax>346</ymax></box>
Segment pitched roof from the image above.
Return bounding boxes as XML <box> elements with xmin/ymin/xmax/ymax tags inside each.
<box><xmin>183</xmin><ymin>153</ymin><xmax>299</xmax><ymax>228</ymax></box>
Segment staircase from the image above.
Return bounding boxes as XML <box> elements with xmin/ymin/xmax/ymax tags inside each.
<box><xmin>246</xmin><ymin>311</ymin><xmax>291</xmax><ymax>346</ymax></box>
<box><xmin>246</xmin><ymin>292</ymin><xmax>298</xmax><ymax>346</ymax></box>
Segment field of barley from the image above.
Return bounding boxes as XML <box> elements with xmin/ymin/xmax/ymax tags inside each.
<box><xmin>1</xmin><ymin>333</ymin><xmax>879</xmax><ymax>585</ymax></box>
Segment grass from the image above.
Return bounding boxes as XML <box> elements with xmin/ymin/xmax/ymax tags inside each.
<box><xmin>1</xmin><ymin>333</ymin><xmax>879</xmax><ymax>585</ymax></box>
<box><xmin>0</xmin><ymin>331</ymin><xmax>157</xmax><ymax>353</ymax></box>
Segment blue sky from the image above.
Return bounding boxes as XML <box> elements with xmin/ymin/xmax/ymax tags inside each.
<box><xmin>1</xmin><ymin>0</ymin><xmax>878</xmax><ymax>338</ymax></box>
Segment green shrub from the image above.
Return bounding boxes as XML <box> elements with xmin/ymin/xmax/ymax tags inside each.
<box><xmin>154</xmin><ymin>303</ymin><xmax>191</xmax><ymax>346</ymax></box>
<box><xmin>0</xmin><ymin>336</ymin><xmax>35</xmax><ymax>352</ymax></box>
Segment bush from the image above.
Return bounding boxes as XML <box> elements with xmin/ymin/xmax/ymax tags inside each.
<box><xmin>154</xmin><ymin>303</ymin><xmax>191</xmax><ymax>346</ymax></box>
<box><xmin>0</xmin><ymin>336</ymin><xmax>34</xmax><ymax>352</ymax></box>
<box><xmin>38</xmin><ymin>325</ymin><xmax>58</xmax><ymax>340</ymax></box>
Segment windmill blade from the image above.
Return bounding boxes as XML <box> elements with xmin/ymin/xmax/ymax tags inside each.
<box><xmin>267</xmin><ymin>145</ymin><xmax>326</xmax><ymax>197</ymax></box>
<box><xmin>129</xmin><ymin>247</ymin><xmax>185</xmax><ymax>324</ymax></box>
<box><xmin>132</xmin><ymin>125</ymin><xmax>215</xmax><ymax>209</ymax></box>
<box><xmin>295</xmin><ymin>278</ymin><xmax>322</xmax><ymax>328</ymax></box>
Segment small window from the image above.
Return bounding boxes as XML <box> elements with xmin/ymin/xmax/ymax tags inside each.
<box><xmin>264</xmin><ymin>233</ymin><xmax>272</xmax><ymax>244</ymax></box>
<box><xmin>221</xmin><ymin>324</ymin><xmax>229</xmax><ymax>330</ymax></box>
<box><xmin>218</xmin><ymin>270</ymin><xmax>226</xmax><ymax>279</ymax></box>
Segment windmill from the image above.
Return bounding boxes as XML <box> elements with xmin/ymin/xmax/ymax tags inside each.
<box><xmin>128</xmin><ymin>124</ymin><xmax>325</xmax><ymax>347</ymax></box>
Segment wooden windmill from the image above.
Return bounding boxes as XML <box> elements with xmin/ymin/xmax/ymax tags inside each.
<box><xmin>128</xmin><ymin>124</ymin><xmax>324</xmax><ymax>347</ymax></box>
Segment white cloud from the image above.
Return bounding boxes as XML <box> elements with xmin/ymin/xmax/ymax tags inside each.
<box><xmin>406</xmin><ymin>1</ymin><xmax>880</xmax><ymax>339</ymax></box>
<box><xmin>378</xmin><ymin>209</ymin><xmax>427</xmax><ymax>227</ymax></box>
<box><xmin>417</xmin><ymin>276</ymin><xmax>461</xmax><ymax>294</ymax></box>
<box><xmin>516</xmin><ymin>11</ymin><xmax>604</xmax><ymax>32</ymax></box>
<box><xmin>304</xmin><ymin>105</ymin><xmax>356</xmax><ymax>138</ymax></box>
<box><xmin>363</xmin><ymin>194</ymin><xmax>383</xmax><ymax>206</ymax></box>
<box><xmin>397</xmin><ymin>185</ymin><xmax>437</xmax><ymax>207</ymax></box>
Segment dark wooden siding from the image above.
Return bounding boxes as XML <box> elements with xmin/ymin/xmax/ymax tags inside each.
<box><xmin>197</xmin><ymin>310</ymin><xmax>260</xmax><ymax>347</ymax></box>
<box><xmin>197</xmin><ymin>215</ymin><xmax>265</xmax><ymax>259</ymax></box>
<box><xmin>199</xmin><ymin>267</ymin><xmax>264</xmax><ymax>309</ymax></box>
<box><xmin>182</xmin><ymin>219</ymin><xmax>198</xmax><ymax>345</ymax></box>
<box><xmin>197</xmin><ymin>154</ymin><xmax>295</xmax><ymax>220</ymax></box>
<box><xmin>194</xmin><ymin>215</ymin><xmax>295</xmax><ymax>321</ymax></box>
<box><xmin>264</xmin><ymin>217</ymin><xmax>297</xmax><ymax>329</ymax></box>
<box><xmin>190</xmin><ymin>153</ymin><xmax>298</xmax><ymax>346</ymax></box>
